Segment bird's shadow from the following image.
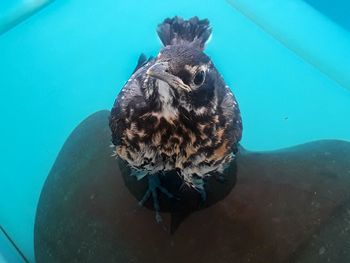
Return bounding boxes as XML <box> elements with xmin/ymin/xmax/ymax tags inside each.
<box><xmin>118</xmin><ymin>158</ymin><xmax>237</xmax><ymax>233</ymax></box>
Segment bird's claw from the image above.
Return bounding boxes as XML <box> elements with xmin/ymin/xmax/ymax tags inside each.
<box><xmin>196</xmin><ymin>187</ymin><xmax>207</xmax><ymax>204</ymax></box>
<box><xmin>155</xmin><ymin>212</ymin><xmax>162</xmax><ymax>223</ymax></box>
<box><xmin>192</xmin><ymin>177</ymin><xmax>207</xmax><ymax>204</ymax></box>
<box><xmin>139</xmin><ymin>174</ymin><xmax>176</xmax><ymax>223</ymax></box>
<box><xmin>215</xmin><ymin>173</ymin><xmax>226</xmax><ymax>183</ymax></box>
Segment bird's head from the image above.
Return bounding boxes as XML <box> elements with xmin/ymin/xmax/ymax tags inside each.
<box><xmin>146</xmin><ymin>45</ymin><xmax>213</xmax><ymax>93</ymax></box>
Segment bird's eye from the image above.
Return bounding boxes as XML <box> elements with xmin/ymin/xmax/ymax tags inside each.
<box><xmin>193</xmin><ymin>70</ymin><xmax>205</xmax><ymax>86</ymax></box>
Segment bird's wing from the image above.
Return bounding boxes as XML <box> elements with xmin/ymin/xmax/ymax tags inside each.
<box><xmin>109</xmin><ymin>70</ymin><xmax>147</xmax><ymax>146</ymax></box>
<box><xmin>132</xmin><ymin>54</ymin><xmax>154</xmax><ymax>74</ymax></box>
<box><xmin>110</xmin><ymin>53</ymin><xmax>155</xmax><ymax>146</ymax></box>
<box><xmin>220</xmin><ymin>86</ymin><xmax>243</xmax><ymax>152</ymax></box>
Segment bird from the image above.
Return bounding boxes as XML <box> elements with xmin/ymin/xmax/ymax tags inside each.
<box><xmin>109</xmin><ymin>16</ymin><xmax>242</xmax><ymax>223</ymax></box>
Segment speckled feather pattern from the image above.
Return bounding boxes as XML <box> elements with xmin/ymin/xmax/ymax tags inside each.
<box><xmin>109</xmin><ymin>17</ymin><xmax>242</xmax><ymax>189</ymax></box>
<box><xmin>110</xmin><ymin>64</ymin><xmax>242</xmax><ymax>187</ymax></box>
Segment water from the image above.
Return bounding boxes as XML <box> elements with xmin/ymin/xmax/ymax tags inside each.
<box><xmin>304</xmin><ymin>0</ymin><xmax>350</xmax><ymax>32</ymax></box>
<box><xmin>0</xmin><ymin>0</ymin><xmax>349</xmax><ymax>262</ymax></box>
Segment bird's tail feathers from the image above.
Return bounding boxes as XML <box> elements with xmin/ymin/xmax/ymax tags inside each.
<box><xmin>157</xmin><ymin>16</ymin><xmax>212</xmax><ymax>50</ymax></box>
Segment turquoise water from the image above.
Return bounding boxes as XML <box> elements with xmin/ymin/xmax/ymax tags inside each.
<box><xmin>304</xmin><ymin>0</ymin><xmax>350</xmax><ymax>31</ymax></box>
<box><xmin>0</xmin><ymin>0</ymin><xmax>349</xmax><ymax>262</ymax></box>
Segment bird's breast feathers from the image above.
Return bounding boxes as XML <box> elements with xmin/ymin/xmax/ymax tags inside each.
<box><xmin>112</xmin><ymin>80</ymin><xmax>239</xmax><ymax>182</ymax></box>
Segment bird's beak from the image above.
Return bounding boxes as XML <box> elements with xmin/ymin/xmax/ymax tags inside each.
<box><xmin>146</xmin><ymin>62</ymin><xmax>191</xmax><ymax>92</ymax></box>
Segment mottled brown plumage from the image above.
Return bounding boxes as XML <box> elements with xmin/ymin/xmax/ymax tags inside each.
<box><xmin>109</xmin><ymin>16</ymin><xmax>242</xmax><ymax>222</ymax></box>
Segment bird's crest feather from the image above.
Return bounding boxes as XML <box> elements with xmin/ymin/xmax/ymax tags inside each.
<box><xmin>157</xmin><ymin>16</ymin><xmax>212</xmax><ymax>51</ymax></box>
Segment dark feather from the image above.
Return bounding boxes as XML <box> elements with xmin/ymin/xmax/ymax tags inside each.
<box><xmin>132</xmin><ymin>54</ymin><xmax>154</xmax><ymax>74</ymax></box>
<box><xmin>157</xmin><ymin>16</ymin><xmax>212</xmax><ymax>50</ymax></box>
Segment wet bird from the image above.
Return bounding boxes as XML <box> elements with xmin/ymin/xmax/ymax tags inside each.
<box><xmin>109</xmin><ymin>16</ymin><xmax>242</xmax><ymax>222</ymax></box>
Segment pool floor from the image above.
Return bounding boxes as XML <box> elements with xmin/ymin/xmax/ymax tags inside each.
<box><xmin>0</xmin><ymin>0</ymin><xmax>350</xmax><ymax>262</ymax></box>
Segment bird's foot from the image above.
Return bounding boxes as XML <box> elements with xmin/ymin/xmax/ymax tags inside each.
<box><xmin>138</xmin><ymin>174</ymin><xmax>177</xmax><ymax>223</ymax></box>
<box><xmin>214</xmin><ymin>172</ymin><xmax>226</xmax><ymax>183</ymax></box>
<box><xmin>192</xmin><ymin>177</ymin><xmax>207</xmax><ymax>204</ymax></box>
<box><xmin>196</xmin><ymin>187</ymin><xmax>207</xmax><ymax>203</ymax></box>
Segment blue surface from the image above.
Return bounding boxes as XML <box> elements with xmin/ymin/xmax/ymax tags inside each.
<box><xmin>0</xmin><ymin>0</ymin><xmax>349</xmax><ymax>262</ymax></box>
<box><xmin>304</xmin><ymin>0</ymin><xmax>350</xmax><ymax>31</ymax></box>
<box><xmin>0</xmin><ymin>0</ymin><xmax>24</xmax><ymax>13</ymax></box>
<box><xmin>0</xmin><ymin>0</ymin><xmax>54</xmax><ymax>35</ymax></box>
<box><xmin>0</xmin><ymin>229</ymin><xmax>24</xmax><ymax>263</ymax></box>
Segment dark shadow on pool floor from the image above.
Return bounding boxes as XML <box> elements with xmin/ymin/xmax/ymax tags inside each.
<box><xmin>34</xmin><ymin>110</ymin><xmax>350</xmax><ymax>263</ymax></box>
